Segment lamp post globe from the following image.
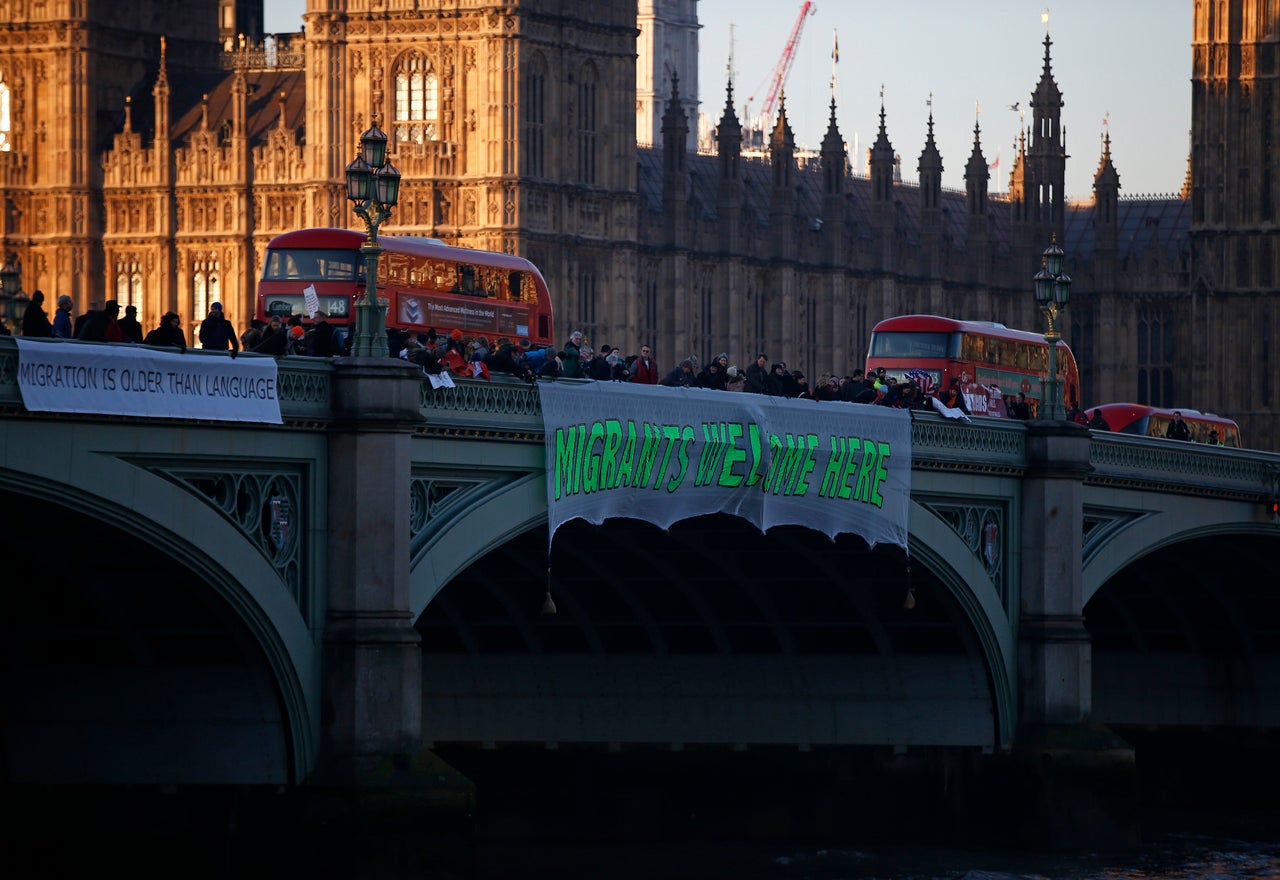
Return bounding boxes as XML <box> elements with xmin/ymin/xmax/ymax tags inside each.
<box><xmin>1034</xmin><ymin>237</ymin><xmax>1069</xmax><ymax>421</ymax></box>
<box><xmin>0</xmin><ymin>255</ymin><xmax>22</xmax><ymax>332</ymax></box>
<box><xmin>345</xmin><ymin>123</ymin><xmax>398</xmax><ymax>358</ymax></box>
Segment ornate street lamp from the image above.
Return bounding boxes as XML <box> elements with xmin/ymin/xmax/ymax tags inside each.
<box><xmin>0</xmin><ymin>254</ymin><xmax>22</xmax><ymax>333</ymax></box>
<box><xmin>1033</xmin><ymin>236</ymin><xmax>1072</xmax><ymax>420</ymax></box>
<box><xmin>344</xmin><ymin>123</ymin><xmax>401</xmax><ymax>357</ymax></box>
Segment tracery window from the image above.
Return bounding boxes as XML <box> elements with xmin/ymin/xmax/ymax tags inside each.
<box><xmin>192</xmin><ymin>253</ymin><xmax>221</xmax><ymax>334</ymax></box>
<box><xmin>114</xmin><ymin>257</ymin><xmax>143</xmax><ymax>311</ymax></box>
<box><xmin>394</xmin><ymin>51</ymin><xmax>438</xmax><ymax>144</ymax></box>
<box><xmin>0</xmin><ymin>71</ymin><xmax>11</xmax><ymax>152</ymax></box>
<box><xmin>1136</xmin><ymin>309</ymin><xmax>1174</xmax><ymax>406</ymax></box>
<box><xmin>523</xmin><ymin>55</ymin><xmax>547</xmax><ymax>177</ymax></box>
<box><xmin>577</xmin><ymin>64</ymin><xmax>598</xmax><ymax>184</ymax></box>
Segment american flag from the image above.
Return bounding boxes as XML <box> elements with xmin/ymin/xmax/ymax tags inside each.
<box><xmin>906</xmin><ymin>368</ymin><xmax>936</xmax><ymax>395</ymax></box>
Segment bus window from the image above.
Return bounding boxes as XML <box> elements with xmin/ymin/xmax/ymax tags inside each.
<box><xmin>867</xmin><ymin>330</ymin><xmax>957</xmax><ymax>359</ymax></box>
<box><xmin>263</xmin><ymin>248</ymin><xmax>359</xmax><ymax>282</ymax></box>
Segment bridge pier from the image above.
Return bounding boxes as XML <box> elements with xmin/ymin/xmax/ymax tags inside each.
<box><xmin>318</xmin><ymin>358</ymin><xmax>426</xmax><ymax>786</ymax></box>
<box><xmin>1003</xmin><ymin>420</ymin><xmax>1138</xmax><ymax>848</ymax></box>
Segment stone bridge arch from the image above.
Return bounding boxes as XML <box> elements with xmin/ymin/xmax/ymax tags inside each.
<box><xmin>907</xmin><ymin>499</ymin><xmax>1018</xmax><ymax>748</ymax></box>
<box><xmin>0</xmin><ymin>422</ymin><xmax>319</xmax><ymax>784</ymax></box>
<box><xmin>1083</xmin><ymin>492</ymin><xmax>1277</xmax><ymax>605</ymax></box>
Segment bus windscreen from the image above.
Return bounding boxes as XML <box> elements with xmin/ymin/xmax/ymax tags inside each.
<box><xmin>263</xmin><ymin>249</ymin><xmax>360</xmax><ymax>282</ymax></box>
<box><xmin>867</xmin><ymin>331</ymin><xmax>958</xmax><ymax>359</ymax></box>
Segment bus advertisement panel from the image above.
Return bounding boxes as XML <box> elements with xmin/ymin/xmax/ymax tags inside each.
<box><xmin>866</xmin><ymin>315</ymin><xmax>1081</xmax><ymax>418</ymax></box>
<box><xmin>257</xmin><ymin>228</ymin><xmax>555</xmax><ymax>347</ymax></box>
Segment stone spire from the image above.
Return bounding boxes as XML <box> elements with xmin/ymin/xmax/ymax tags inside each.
<box><xmin>964</xmin><ymin>113</ymin><xmax>990</xmax><ymax>219</ymax></box>
<box><xmin>661</xmin><ymin>71</ymin><xmax>689</xmax><ymax>178</ymax></box>
<box><xmin>717</xmin><ymin>77</ymin><xmax>742</xmax><ymax>184</ymax></box>
<box><xmin>1093</xmin><ymin>123</ymin><xmax>1121</xmax><ymax>260</ymax></box>
<box><xmin>1028</xmin><ymin>30</ymin><xmax>1068</xmax><ymax>241</ymax></box>
<box><xmin>661</xmin><ymin>71</ymin><xmax>690</xmax><ymax>246</ymax></box>
<box><xmin>769</xmin><ymin>93</ymin><xmax>797</xmax><ymax>258</ymax></box>
<box><xmin>869</xmin><ymin>87</ymin><xmax>895</xmax><ymax>206</ymax></box>
<box><xmin>917</xmin><ymin>95</ymin><xmax>943</xmax><ymax>216</ymax></box>
<box><xmin>716</xmin><ymin>78</ymin><xmax>744</xmax><ymax>251</ymax></box>
<box><xmin>769</xmin><ymin>91</ymin><xmax>795</xmax><ymax>191</ymax></box>
<box><xmin>820</xmin><ymin>96</ymin><xmax>845</xmax><ymax>196</ymax></box>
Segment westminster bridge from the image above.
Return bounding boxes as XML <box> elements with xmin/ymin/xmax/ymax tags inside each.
<box><xmin>2</xmin><ymin>339</ymin><xmax>1279</xmax><ymax>844</ymax></box>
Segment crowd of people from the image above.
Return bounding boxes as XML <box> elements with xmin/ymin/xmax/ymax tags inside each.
<box><xmin>3</xmin><ymin>293</ymin><xmax>347</xmax><ymax>358</ymax></box>
<box><xmin>392</xmin><ymin>326</ymin><xmax>1044</xmax><ymax>419</ymax></box>
<box><xmin>0</xmin><ymin>303</ymin><xmax>1236</xmax><ymax>441</ymax></box>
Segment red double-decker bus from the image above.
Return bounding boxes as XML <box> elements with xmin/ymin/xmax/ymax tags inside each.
<box><xmin>866</xmin><ymin>315</ymin><xmax>1082</xmax><ymax>418</ymax></box>
<box><xmin>1089</xmin><ymin>403</ymin><xmax>1242</xmax><ymax>447</ymax></box>
<box><xmin>256</xmin><ymin>228</ymin><xmax>555</xmax><ymax>346</ymax></box>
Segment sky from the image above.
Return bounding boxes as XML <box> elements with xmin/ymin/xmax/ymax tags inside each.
<box><xmin>263</xmin><ymin>0</ymin><xmax>1192</xmax><ymax>201</ymax></box>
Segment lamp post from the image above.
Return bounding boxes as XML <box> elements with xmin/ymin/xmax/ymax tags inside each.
<box><xmin>0</xmin><ymin>253</ymin><xmax>22</xmax><ymax>333</ymax></box>
<box><xmin>344</xmin><ymin>123</ymin><xmax>401</xmax><ymax>357</ymax></box>
<box><xmin>1033</xmin><ymin>237</ymin><xmax>1072</xmax><ymax>420</ymax></box>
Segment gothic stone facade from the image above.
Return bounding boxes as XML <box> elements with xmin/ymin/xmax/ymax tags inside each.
<box><xmin>0</xmin><ymin>0</ymin><xmax>1276</xmax><ymax>448</ymax></box>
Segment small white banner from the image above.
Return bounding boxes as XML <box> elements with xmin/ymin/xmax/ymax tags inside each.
<box><xmin>539</xmin><ymin>381</ymin><xmax>912</xmax><ymax>551</ymax></box>
<box><xmin>15</xmin><ymin>339</ymin><xmax>283</xmax><ymax>424</ymax></box>
<box><xmin>303</xmin><ymin>283</ymin><xmax>321</xmax><ymax>318</ymax></box>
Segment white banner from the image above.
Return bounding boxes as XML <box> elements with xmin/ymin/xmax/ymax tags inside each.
<box><xmin>539</xmin><ymin>382</ymin><xmax>912</xmax><ymax>551</ymax></box>
<box><xmin>16</xmin><ymin>339</ymin><xmax>283</xmax><ymax>424</ymax></box>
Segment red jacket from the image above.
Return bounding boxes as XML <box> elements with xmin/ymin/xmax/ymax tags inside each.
<box><xmin>630</xmin><ymin>357</ymin><xmax>660</xmax><ymax>384</ymax></box>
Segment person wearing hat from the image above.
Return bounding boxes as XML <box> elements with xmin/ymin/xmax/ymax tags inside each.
<box><xmin>725</xmin><ymin>365</ymin><xmax>746</xmax><ymax>392</ymax></box>
<box><xmin>660</xmin><ymin>358</ymin><xmax>695</xmax><ymax>387</ymax></box>
<box><xmin>766</xmin><ymin>362</ymin><xmax>787</xmax><ymax>397</ymax></box>
<box><xmin>198</xmin><ymin>301</ymin><xmax>239</xmax><ymax>357</ymax></box>
<box><xmin>52</xmin><ymin>294</ymin><xmax>74</xmax><ymax>339</ymax></box>
<box><xmin>695</xmin><ymin>358</ymin><xmax>727</xmax><ymax>390</ymax></box>
<box><xmin>937</xmin><ymin>375</ymin><xmax>969</xmax><ymax>413</ymax></box>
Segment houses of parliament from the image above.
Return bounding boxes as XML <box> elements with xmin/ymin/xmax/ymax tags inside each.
<box><xmin>0</xmin><ymin>1</ymin><xmax>1276</xmax><ymax>446</ymax></box>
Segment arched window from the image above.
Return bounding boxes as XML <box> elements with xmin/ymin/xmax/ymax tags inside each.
<box><xmin>577</xmin><ymin>63</ymin><xmax>598</xmax><ymax>184</ymax></box>
<box><xmin>192</xmin><ymin>253</ymin><xmax>221</xmax><ymax>336</ymax></box>
<box><xmin>115</xmin><ymin>257</ymin><xmax>143</xmax><ymax>311</ymax></box>
<box><xmin>0</xmin><ymin>70</ymin><xmax>11</xmax><ymax>152</ymax></box>
<box><xmin>523</xmin><ymin>54</ymin><xmax>547</xmax><ymax>177</ymax></box>
<box><xmin>193</xmin><ymin>270</ymin><xmax>208</xmax><ymax>334</ymax></box>
<box><xmin>394</xmin><ymin>51</ymin><xmax>438</xmax><ymax>144</ymax></box>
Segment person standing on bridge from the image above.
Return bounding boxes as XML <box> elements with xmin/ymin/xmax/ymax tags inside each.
<box><xmin>628</xmin><ymin>343</ymin><xmax>660</xmax><ymax>384</ymax></box>
<box><xmin>21</xmin><ymin>290</ymin><xmax>54</xmax><ymax>337</ymax></box>
<box><xmin>73</xmin><ymin>301</ymin><xmax>101</xmax><ymax>339</ymax></box>
<box><xmin>198</xmin><ymin>301</ymin><xmax>239</xmax><ymax>358</ymax></box>
<box><xmin>306</xmin><ymin>311</ymin><xmax>342</xmax><ymax>358</ymax></box>
<box><xmin>1166</xmin><ymin>411</ymin><xmax>1192</xmax><ymax>441</ymax></box>
<box><xmin>143</xmin><ymin>312</ymin><xmax>187</xmax><ymax>352</ymax></box>
<box><xmin>744</xmin><ymin>353</ymin><xmax>769</xmax><ymax>394</ymax></box>
<box><xmin>252</xmin><ymin>316</ymin><xmax>288</xmax><ymax>356</ymax></box>
<box><xmin>52</xmin><ymin>295</ymin><xmax>74</xmax><ymax>339</ymax></box>
<box><xmin>117</xmin><ymin>304</ymin><xmax>143</xmax><ymax>344</ymax></box>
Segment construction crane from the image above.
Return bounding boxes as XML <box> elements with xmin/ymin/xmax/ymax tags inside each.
<box><xmin>746</xmin><ymin>1</ymin><xmax>817</xmax><ymax>130</ymax></box>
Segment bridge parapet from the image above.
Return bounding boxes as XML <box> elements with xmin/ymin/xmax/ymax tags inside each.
<box><xmin>1088</xmin><ymin>432</ymin><xmax>1280</xmax><ymax>501</ymax></box>
<box><xmin>419</xmin><ymin>375</ymin><xmax>545</xmax><ymax>439</ymax></box>
<box><xmin>910</xmin><ymin>414</ymin><xmax>1026</xmax><ymax>472</ymax></box>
